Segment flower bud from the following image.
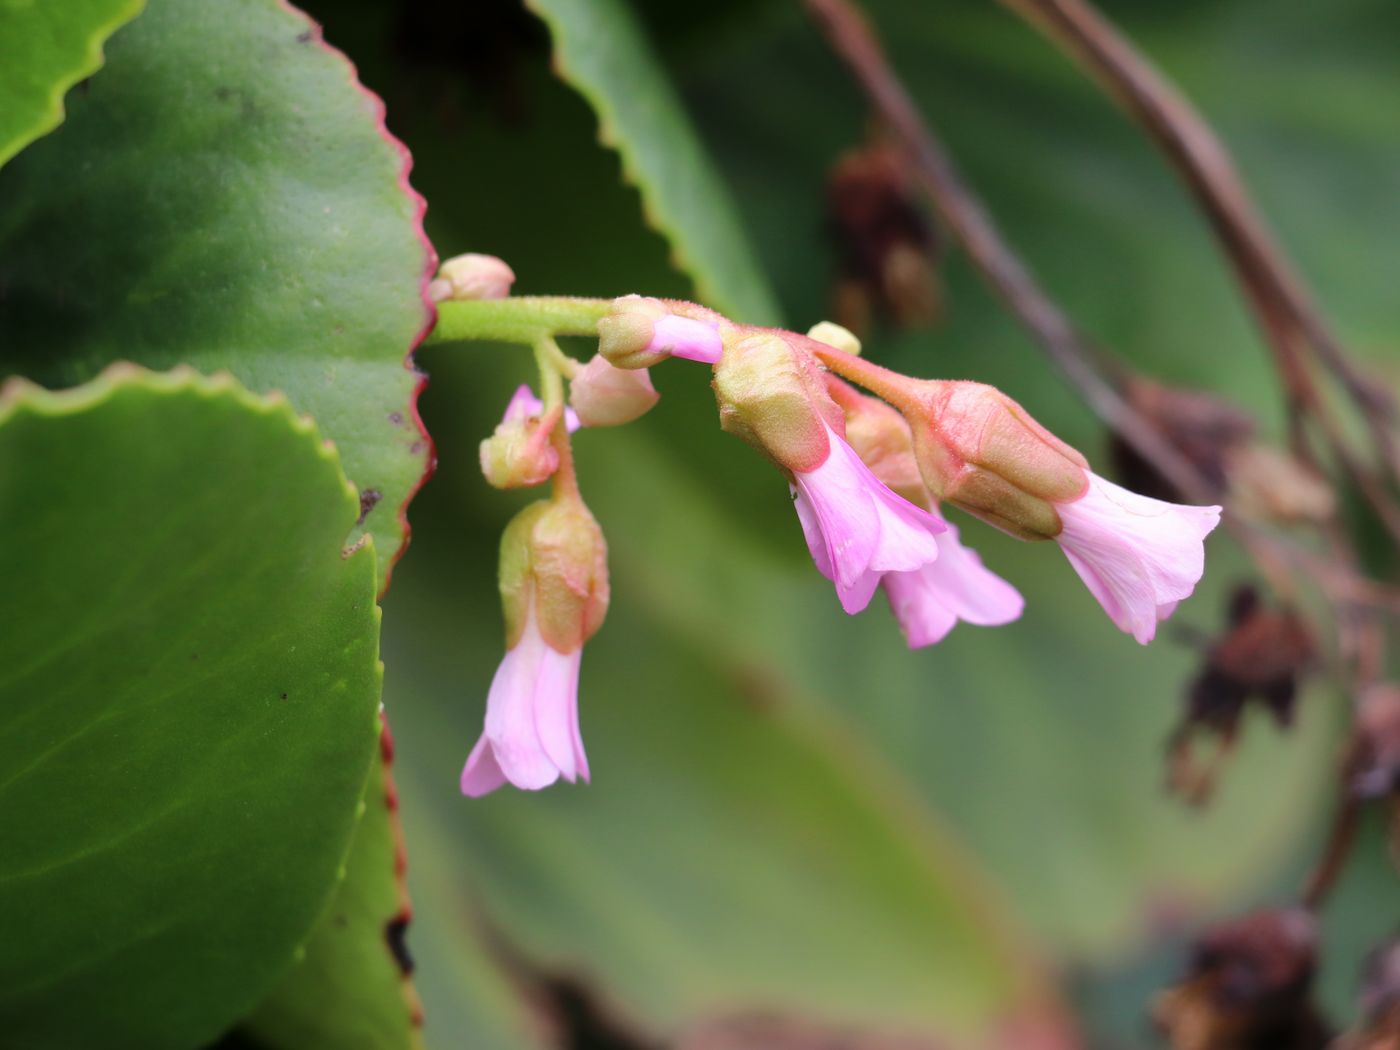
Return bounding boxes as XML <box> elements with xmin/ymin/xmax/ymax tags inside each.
<box><xmin>712</xmin><ymin>330</ymin><xmax>845</xmax><ymax>473</ymax></box>
<box><xmin>597</xmin><ymin>295</ymin><xmax>724</xmax><ymax>369</ymax></box>
<box><xmin>806</xmin><ymin>320</ymin><xmax>862</xmax><ymax>357</ymax></box>
<box><xmin>568</xmin><ymin>354</ymin><xmax>660</xmax><ymax>427</ymax></box>
<box><xmin>428</xmin><ymin>252</ymin><xmax>515</xmax><ymax>302</ymax></box>
<box><xmin>498</xmin><ymin>499</ymin><xmax>609</xmax><ymax>654</ymax></box>
<box><xmin>480</xmin><ymin>419</ymin><xmax>558</xmax><ymax>489</ymax></box>
<box><xmin>906</xmin><ymin>380</ymin><xmax>1088</xmax><ymax>540</ymax></box>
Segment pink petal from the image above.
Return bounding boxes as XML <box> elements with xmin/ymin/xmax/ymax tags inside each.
<box><xmin>502</xmin><ymin>384</ymin><xmax>543</xmax><ymax>424</ymax></box>
<box><xmin>649</xmin><ymin>314</ymin><xmax>723</xmax><ymax>364</ymax></box>
<box><xmin>501</xmin><ymin>383</ymin><xmax>582</xmax><ymax>433</ymax></box>
<box><xmin>883</xmin><ymin>522</ymin><xmax>1024</xmax><ymax>648</ymax></box>
<box><xmin>1056</xmin><ymin>470</ymin><xmax>1222</xmax><ymax>644</ymax></box>
<box><xmin>790</xmin><ymin>424</ymin><xmax>943</xmax><ymax>615</ymax></box>
<box><xmin>462</xmin><ymin>610</ymin><xmax>589</xmax><ymax>794</ymax></box>
<box><xmin>532</xmin><ymin>647</ymin><xmax>584</xmax><ymax>782</ymax></box>
<box><xmin>460</xmin><ymin>734</ymin><xmax>508</xmax><ymax>797</ymax></box>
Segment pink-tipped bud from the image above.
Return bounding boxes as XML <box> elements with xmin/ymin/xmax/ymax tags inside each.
<box><xmin>712</xmin><ymin>330</ymin><xmax>845</xmax><ymax>473</ymax></box>
<box><xmin>497</xmin><ymin>499</ymin><xmax>609</xmax><ymax>655</ymax></box>
<box><xmin>479</xmin><ymin>385</ymin><xmax>560</xmax><ymax>489</ymax></box>
<box><xmin>597</xmin><ymin>295</ymin><xmax>724</xmax><ymax>369</ymax></box>
<box><xmin>906</xmin><ymin>379</ymin><xmax>1089</xmax><ymax>540</ymax></box>
<box><xmin>568</xmin><ymin>354</ymin><xmax>660</xmax><ymax>427</ymax></box>
<box><xmin>462</xmin><ymin>498</ymin><xmax>609</xmax><ymax>797</ymax></box>
<box><xmin>429</xmin><ymin>252</ymin><xmax>515</xmax><ymax>302</ymax></box>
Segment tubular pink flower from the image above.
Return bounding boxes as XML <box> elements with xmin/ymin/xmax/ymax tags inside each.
<box><xmin>790</xmin><ymin>423</ymin><xmax>944</xmax><ymax>614</ymax></box>
<box><xmin>882</xmin><ymin>519</ymin><xmax>1024</xmax><ymax>647</ymax></box>
<box><xmin>503</xmin><ymin>383</ymin><xmax>580</xmax><ymax>433</ymax></box>
<box><xmin>1056</xmin><ymin>470</ymin><xmax>1222</xmax><ymax>644</ymax></box>
<box><xmin>460</xmin><ymin>605</ymin><xmax>589</xmax><ymax>797</ymax></box>
<box><xmin>649</xmin><ymin>314</ymin><xmax>723</xmax><ymax>364</ymax></box>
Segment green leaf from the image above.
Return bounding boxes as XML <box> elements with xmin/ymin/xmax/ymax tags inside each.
<box><xmin>0</xmin><ymin>0</ymin><xmax>145</xmax><ymax>168</ymax></box>
<box><xmin>0</xmin><ymin>0</ymin><xmax>434</xmax><ymax>592</ymax></box>
<box><xmin>0</xmin><ymin>366</ymin><xmax>382</xmax><ymax>1050</ymax></box>
<box><xmin>524</xmin><ymin>0</ymin><xmax>782</xmax><ymax>325</ymax></box>
<box><xmin>238</xmin><ymin>725</ymin><xmax>421</xmax><ymax>1050</ymax></box>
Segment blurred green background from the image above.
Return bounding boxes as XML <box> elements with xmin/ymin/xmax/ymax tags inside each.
<box><xmin>264</xmin><ymin>0</ymin><xmax>1400</xmax><ymax>1045</ymax></box>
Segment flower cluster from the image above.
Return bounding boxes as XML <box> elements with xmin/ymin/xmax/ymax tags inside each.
<box><xmin>444</xmin><ymin>255</ymin><xmax>1221</xmax><ymax>796</ymax></box>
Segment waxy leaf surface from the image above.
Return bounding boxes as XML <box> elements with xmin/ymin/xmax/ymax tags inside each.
<box><xmin>0</xmin><ymin>0</ymin><xmax>435</xmax><ymax>591</ymax></box>
<box><xmin>0</xmin><ymin>368</ymin><xmax>381</xmax><ymax>1049</ymax></box>
<box><xmin>239</xmin><ymin>729</ymin><xmax>421</xmax><ymax>1050</ymax></box>
<box><xmin>0</xmin><ymin>0</ymin><xmax>145</xmax><ymax>167</ymax></box>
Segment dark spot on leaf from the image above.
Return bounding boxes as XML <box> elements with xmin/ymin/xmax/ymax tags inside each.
<box><xmin>296</xmin><ymin>28</ymin><xmax>313</xmax><ymax>44</ymax></box>
<box><xmin>409</xmin><ymin>440</ymin><xmax>426</xmax><ymax>455</ymax></box>
<box><xmin>357</xmin><ymin>487</ymin><xmax>383</xmax><ymax>524</ymax></box>
<box><xmin>385</xmin><ymin>914</ymin><xmax>414</xmax><ymax>975</ymax></box>
<box><xmin>388</xmin><ymin>411</ymin><xmax>403</xmax><ymax>425</ymax></box>
<box><xmin>279</xmin><ymin>692</ymin><xmax>288</xmax><ymax>701</ymax></box>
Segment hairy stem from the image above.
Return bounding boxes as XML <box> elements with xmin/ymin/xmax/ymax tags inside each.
<box><xmin>428</xmin><ymin>296</ymin><xmax>612</xmax><ymax>346</ymax></box>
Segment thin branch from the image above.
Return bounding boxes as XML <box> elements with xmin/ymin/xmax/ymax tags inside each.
<box><xmin>999</xmin><ymin>0</ymin><xmax>1400</xmax><ymax>539</ymax></box>
<box><xmin>802</xmin><ymin>0</ymin><xmax>1212</xmax><ymax>507</ymax></box>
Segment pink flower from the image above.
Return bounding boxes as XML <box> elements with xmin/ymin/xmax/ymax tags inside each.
<box><xmin>461</xmin><ymin>602</ymin><xmax>589</xmax><ymax>796</ymax></box>
<box><xmin>1056</xmin><ymin>470</ymin><xmax>1222</xmax><ymax>644</ymax></box>
<box><xmin>791</xmin><ymin>423</ymin><xmax>945</xmax><ymax>614</ymax></box>
<box><xmin>504</xmin><ymin>384</ymin><xmax>580</xmax><ymax>433</ymax></box>
<box><xmin>882</xmin><ymin>519</ymin><xmax>1024</xmax><ymax>647</ymax></box>
<box><xmin>648</xmin><ymin>314</ymin><xmax>723</xmax><ymax>364</ymax></box>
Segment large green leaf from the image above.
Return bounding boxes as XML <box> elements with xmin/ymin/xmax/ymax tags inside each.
<box><xmin>0</xmin><ymin>0</ymin><xmax>145</xmax><ymax>168</ymax></box>
<box><xmin>524</xmin><ymin>0</ymin><xmax>782</xmax><ymax>324</ymax></box>
<box><xmin>0</xmin><ymin>0</ymin><xmax>434</xmax><ymax>592</ymax></box>
<box><xmin>239</xmin><ymin>726</ymin><xmax>421</xmax><ymax>1050</ymax></box>
<box><xmin>0</xmin><ymin>367</ymin><xmax>382</xmax><ymax>1050</ymax></box>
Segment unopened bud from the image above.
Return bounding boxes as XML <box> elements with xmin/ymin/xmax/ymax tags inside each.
<box><xmin>480</xmin><ymin>419</ymin><xmax>558</xmax><ymax>489</ymax></box>
<box><xmin>568</xmin><ymin>354</ymin><xmax>659</xmax><ymax>427</ymax></box>
<box><xmin>597</xmin><ymin>295</ymin><xmax>724</xmax><ymax>369</ymax></box>
<box><xmin>806</xmin><ymin>321</ymin><xmax>862</xmax><ymax>357</ymax></box>
<box><xmin>479</xmin><ymin>386</ymin><xmax>559</xmax><ymax>489</ymax></box>
<box><xmin>429</xmin><ymin>252</ymin><xmax>515</xmax><ymax>302</ymax></box>
<box><xmin>906</xmin><ymin>380</ymin><xmax>1088</xmax><ymax>540</ymax></box>
<box><xmin>498</xmin><ymin>499</ymin><xmax>609</xmax><ymax>653</ymax></box>
<box><xmin>712</xmin><ymin>331</ymin><xmax>843</xmax><ymax>473</ymax></box>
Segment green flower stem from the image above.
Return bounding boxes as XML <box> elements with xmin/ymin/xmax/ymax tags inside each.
<box><xmin>427</xmin><ymin>296</ymin><xmax>613</xmax><ymax>346</ymax></box>
<box><xmin>533</xmin><ymin>335</ymin><xmax>581</xmax><ymax>503</ymax></box>
<box><xmin>532</xmin><ymin>337</ymin><xmax>567</xmax><ymax>409</ymax></box>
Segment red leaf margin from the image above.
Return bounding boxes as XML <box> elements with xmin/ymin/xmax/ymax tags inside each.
<box><xmin>279</xmin><ymin>0</ymin><xmax>439</xmax><ymax>602</ymax></box>
<box><xmin>278</xmin><ymin>4</ymin><xmax>436</xmax><ymax>1037</ymax></box>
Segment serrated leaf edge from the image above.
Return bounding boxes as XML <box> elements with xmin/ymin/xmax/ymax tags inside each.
<box><xmin>0</xmin><ymin>0</ymin><xmax>149</xmax><ymax>170</ymax></box>
<box><xmin>276</xmin><ymin>0</ymin><xmax>440</xmax><ymax>597</ymax></box>
<box><xmin>524</xmin><ymin>0</ymin><xmax>783</xmax><ymax>325</ymax></box>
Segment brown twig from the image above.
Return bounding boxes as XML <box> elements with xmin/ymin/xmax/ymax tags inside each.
<box><xmin>1300</xmin><ymin>796</ymin><xmax>1360</xmax><ymax>911</ymax></box>
<box><xmin>998</xmin><ymin>0</ymin><xmax>1400</xmax><ymax>542</ymax></box>
<box><xmin>806</xmin><ymin>0</ymin><xmax>1394</xmax><ymax>922</ymax></box>
<box><xmin>802</xmin><ymin>0</ymin><xmax>1214</xmax><ymax>508</ymax></box>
